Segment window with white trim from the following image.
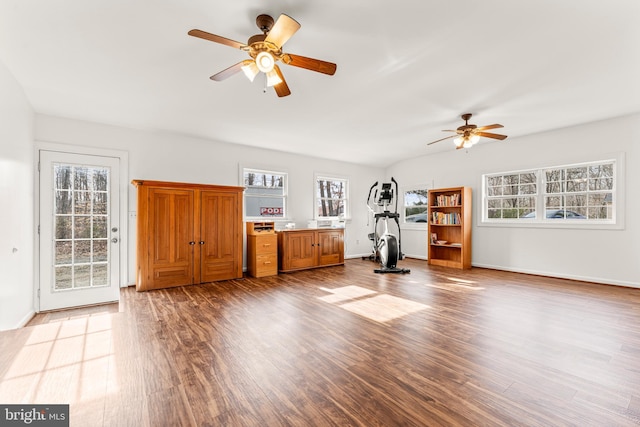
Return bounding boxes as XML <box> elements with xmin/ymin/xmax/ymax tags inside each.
<box><xmin>243</xmin><ymin>168</ymin><xmax>287</xmax><ymax>219</ymax></box>
<box><xmin>483</xmin><ymin>159</ymin><xmax>616</xmax><ymax>224</ymax></box>
<box><xmin>315</xmin><ymin>175</ymin><xmax>348</xmax><ymax>219</ymax></box>
<box><xmin>485</xmin><ymin>171</ymin><xmax>538</xmax><ymax>219</ymax></box>
<box><xmin>403</xmin><ymin>188</ymin><xmax>429</xmax><ymax>224</ymax></box>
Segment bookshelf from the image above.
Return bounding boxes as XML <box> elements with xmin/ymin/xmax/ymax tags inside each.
<box><xmin>427</xmin><ymin>186</ymin><xmax>472</xmax><ymax>269</ymax></box>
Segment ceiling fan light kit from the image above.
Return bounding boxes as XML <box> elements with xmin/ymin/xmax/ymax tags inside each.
<box><xmin>240</xmin><ymin>60</ymin><xmax>260</xmax><ymax>82</ymax></box>
<box><xmin>188</xmin><ymin>13</ymin><xmax>337</xmax><ymax>97</ymax></box>
<box><xmin>255</xmin><ymin>51</ymin><xmax>275</xmax><ymax>73</ymax></box>
<box><xmin>428</xmin><ymin>113</ymin><xmax>508</xmax><ymax>150</ymax></box>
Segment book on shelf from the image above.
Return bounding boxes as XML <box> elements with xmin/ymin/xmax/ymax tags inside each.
<box><xmin>431</xmin><ymin>211</ymin><xmax>462</xmax><ymax>225</ymax></box>
<box><xmin>434</xmin><ymin>193</ymin><xmax>461</xmax><ymax>207</ymax></box>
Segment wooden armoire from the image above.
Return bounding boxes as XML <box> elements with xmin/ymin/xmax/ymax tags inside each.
<box><xmin>132</xmin><ymin>180</ymin><xmax>244</xmax><ymax>291</ymax></box>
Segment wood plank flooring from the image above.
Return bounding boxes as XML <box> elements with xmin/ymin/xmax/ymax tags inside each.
<box><xmin>2</xmin><ymin>258</ymin><xmax>640</xmax><ymax>426</ymax></box>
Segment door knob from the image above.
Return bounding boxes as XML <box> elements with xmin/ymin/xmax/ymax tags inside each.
<box><xmin>111</xmin><ymin>237</ymin><xmax>119</xmax><ymax>243</ymax></box>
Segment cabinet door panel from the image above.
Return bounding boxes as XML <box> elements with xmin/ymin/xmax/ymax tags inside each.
<box><xmin>287</xmin><ymin>232</ymin><xmax>316</xmax><ymax>269</ymax></box>
<box><xmin>318</xmin><ymin>230</ymin><xmax>344</xmax><ymax>266</ymax></box>
<box><xmin>200</xmin><ymin>191</ymin><xmax>240</xmax><ymax>282</ymax></box>
<box><xmin>148</xmin><ymin>188</ymin><xmax>194</xmax><ymax>288</ymax></box>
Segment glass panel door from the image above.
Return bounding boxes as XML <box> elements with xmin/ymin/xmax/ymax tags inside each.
<box><xmin>39</xmin><ymin>150</ymin><xmax>120</xmax><ymax>311</ymax></box>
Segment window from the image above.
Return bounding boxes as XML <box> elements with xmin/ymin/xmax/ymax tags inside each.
<box><xmin>315</xmin><ymin>175</ymin><xmax>348</xmax><ymax>219</ymax></box>
<box><xmin>403</xmin><ymin>188</ymin><xmax>429</xmax><ymax>224</ymax></box>
<box><xmin>486</xmin><ymin>171</ymin><xmax>538</xmax><ymax>219</ymax></box>
<box><xmin>483</xmin><ymin>159</ymin><xmax>617</xmax><ymax>226</ymax></box>
<box><xmin>243</xmin><ymin>168</ymin><xmax>287</xmax><ymax>219</ymax></box>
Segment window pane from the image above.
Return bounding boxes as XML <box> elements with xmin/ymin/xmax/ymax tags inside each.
<box><xmin>566</xmin><ymin>180</ymin><xmax>587</xmax><ymax>192</ymax></box>
<box><xmin>404</xmin><ymin>190</ymin><xmax>428</xmax><ymax>219</ymax></box>
<box><xmin>55</xmin><ymin>165</ymin><xmax>73</xmax><ymax>190</ymax></box>
<box><xmin>316</xmin><ymin>177</ymin><xmax>348</xmax><ymax>219</ymax></box>
<box><xmin>519</xmin><ymin>184</ymin><xmax>536</xmax><ymax>194</ymax></box>
<box><xmin>55</xmin><ymin>266</ymin><xmax>72</xmax><ymax>290</ymax></box>
<box><xmin>488</xmin><ymin>199</ymin><xmax>502</xmax><ymax>209</ymax></box>
<box><xmin>317</xmin><ymin>199</ymin><xmax>344</xmax><ymax>218</ymax></box>
<box><xmin>55</xmin><ymin>241</ymin><xmax>73</xmax><ymax>265</ymax></box>
<box><xmin>93</xmin><ymin>240</ymin><xmax>108</xmax><ymax>262</ymax></box>
<box><xmin>243</xmin><ymin>168</ymin><xmax>287</xmax><ymax>218</ymax></box>
<box><xmin>487</xmin><ymin>186</ymin><xmax>502</xmax><ymax>197</ymax></box>
<box><xmin>589</xmin><ymin>178</ymin><xmax>613</xmax><ymax>191</ymax></box>
<box><xmin>93</xmin><ymin>216</ymin><xmax>107</xmax><ymax>238</ymax></box>
<box><xmin>546</xmin><ymin>181</ymin><xmax>563</xmax><ymax>193</ymax></box>
<box><xmin>545</xmin><ymin>196</ymin><xmax>563</xmax><ymax>208</ymax></box>
<box><xmin>55</xmin><ymin>216</ymin><xmax>72</xmax><ymax>240</ymax></box>
<box><xmin>93</xmin><ymin>264</ymin><xmax>108</xmax><ymax>287</ymax></box>
<box><xmin>487</xmin><ymin>176</ymin><xmax>502</xmax><ymax>186</ymax></box>
<box><xmin>74</xmin><ymin>240</ymin><xmax>92</xmax><ymax>264</ymax></box>
<box><xmin>74</xmin><ymin>216</ymin><xmax>92</xmax><ymax>238</ymax></box>
<box><xmin>93</xmin><ymin>192</ymin><xmax>108</xmax><ymax>214</ymax></box>
<box><xmin>74</xmin><ymin>167</ymin><xmax>90</xmax><ymax>191</ymax></box>
<box><xmin>317</xmin><ymin>179</ymin><xmax>342</xmax><ymax>198</ymax></box>
<box><xmin>74</xmin><ymin>265</ymin><xmax>91</xmax><ymax>288</ymax></box>
<box><xmin>520</xmin><ymin>173</ymin><xmax>537</xmax><ymax>184</ymax></box>
<box><xmin>74</xmin><ymin>191</ymin><xmax>92</xmax><ymax>214</ymax></box>
<box><xmin>565</xmin><ymin>194</ymin><xmax>587</xmax><ymax>207</ymax></box>
<box><xmin>244</xmin><ymin>171</ymin><xmax>285</xmax><ymax>195</ymax></box>
<box><xmin>245</xmin><ymin>196</ymin><xmax>284</xmax><ymax>217</ymax></box>
<box><xmin>55</xmin><ymin>191</ymin><xmax>73</xmax><ymax>214</ymax></box>
<box><xmin>92</xmin><ymin>168</ymin><xmax>109</xmax><ymax>191</ymax></box>
<box><xmin>567</xmin><ymin>167</ymin><xmax>587</xmax><ymax>180</ymax></box>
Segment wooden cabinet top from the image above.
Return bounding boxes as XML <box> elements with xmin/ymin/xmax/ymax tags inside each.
<box><xmin>276</xmin><ymin>228</ymin><xmax>344</xmax><ymax>233</ymax></box>
<box><xmin>131</xmin><ymin>179</ymin><xmax>244</xmax><ymax>193</ymax></box>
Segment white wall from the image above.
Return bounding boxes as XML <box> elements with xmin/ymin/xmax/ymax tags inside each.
<box><xmin>34</xmin><ymin>115</ymin><xmax>385</xmax><ymax>286</ymax></box>
<box><xmin>0</xmin><ymin>60</ymin><xmax>35</xmax><ymax>330</ymax></box>
<box><xmin>1</xmin><ymin>104</ymin><xmax>631</xmax><ymax>330</ymax></box>
<box><xmin>391</xmin><ymin>113</ymin><xmax>640</xmax><ymax>288</ymax></box>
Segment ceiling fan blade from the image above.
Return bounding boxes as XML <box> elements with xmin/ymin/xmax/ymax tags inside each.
<box><xmin>265</xmin><ymin>14</ymin><xmax>300</xmax><ymax>48</ymax></box>
<box><xmin>427</xmin><ymin>135</ymin><xmax>456</xmax><ymax>145</ymax></box>
<box><xmin>188</xmin><ymin>29</ymin><xmax>246</xmax><ymax>50</ymax></box>
<box><xmin>284</xmin><ymin>54</ymin><xmax>337</xmax><ymax>75</ymax></box>
<box><xmin>272</xmin><ymin>65</ymin><xmax>291</xmax><ymax>97</ymax></box>
<box><xmin>477</xmin><ymin>132</ymin><xmax>508</xmax><ymax>140</ymax></box>
<box><xmin>209</xmin><ymin>61</ymin><xmax>249</xmax><ymax>81</ymax></box>
<box><xmin>476</xmin><ymin>124</ymin><xmax>504</xmax><ymax>131</ymax></box>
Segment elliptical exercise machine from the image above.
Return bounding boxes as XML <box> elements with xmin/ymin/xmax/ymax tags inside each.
<box><xmin>365</xmin><ymin>177</ymin><xmax>410</xmax><ymax>274</ymax></box>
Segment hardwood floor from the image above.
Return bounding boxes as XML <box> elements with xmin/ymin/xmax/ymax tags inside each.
<box><xmin>2</xmin><ymin>258</ymin><xmax>640</xmax><ymax>426</ymax></box>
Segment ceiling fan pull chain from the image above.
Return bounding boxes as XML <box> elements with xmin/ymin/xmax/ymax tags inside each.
<box><xmin>263</xmin><ymin>73</ymin><xmax>268</xmax><ymax>93</ymax></box>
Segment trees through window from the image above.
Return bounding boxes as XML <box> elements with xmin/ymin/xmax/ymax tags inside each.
<box><xmin>316</xmin><ymin>176</ymin><xmax>348</xmax><ymax>219</ymax></box>
<box><xmin>483</xmin><ymin>159</ymin><xmax>616</xmax><ymax>224</ymax></box>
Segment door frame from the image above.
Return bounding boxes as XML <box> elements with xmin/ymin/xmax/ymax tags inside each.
<box><xmin>35</xmin><ymin>141</ymin><xmax>129</xmax><ymax>312</ymax></box>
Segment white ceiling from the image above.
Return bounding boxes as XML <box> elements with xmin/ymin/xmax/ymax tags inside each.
<box><xmin>0</xmin><ymin>0</ymin><xmax>638</xmax><ymax>167</ymax></box>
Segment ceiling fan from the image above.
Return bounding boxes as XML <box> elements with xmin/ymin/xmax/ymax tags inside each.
<box><xmin>427</xmin><ymin>113</ymin><xmax>508</xmax><ymax>149</ymax></box>
<box><xmin>188</xmin><ymin>14</ymin><xmax>337</xmax><ymax>97</ymax></box>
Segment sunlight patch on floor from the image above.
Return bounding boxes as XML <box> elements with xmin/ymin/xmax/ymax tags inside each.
<box><xmin>318</xmin><ymin>286</ymin><xmax>430</xmax><ymax>323</ymax></box>
<box><xmin>317</xmin><ymin>285</ymin><xmax>377</xmax><ymax>303</ymax></box>
<box><xmin>424</xmin><ymin>276</ymin><xmax>484</xmax><ymax>292</ymax></box>
<box><xmin>0</xmin><ymin>313</ymin><xmax>118</xmax><ymax>405</ymax></box>
<box><xmin>340</xmin><ymin>294</ymin><xmax>430</xmax><ymax>323</ymax></box>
